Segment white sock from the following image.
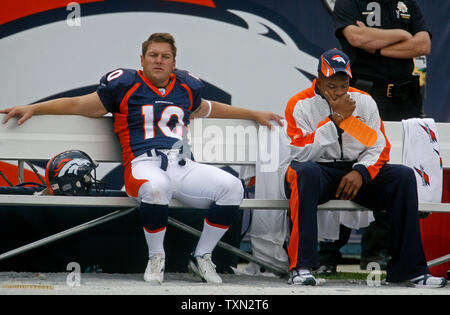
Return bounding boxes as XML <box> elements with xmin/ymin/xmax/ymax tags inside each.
<box><xmin>194</xmin><ymin>219</ymin><xmax>228</xmax><ymax>257</ymax></box>
<box><xmin>143</xmin><ymin>227</ymin><xmax>166</xmax><ymax>259</ymax></box>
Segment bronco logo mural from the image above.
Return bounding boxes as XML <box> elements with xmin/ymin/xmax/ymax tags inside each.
<box><xmin>0</xmin><ymin>0</ymin><xmax>321</xmax><ymax>187</ymax></box>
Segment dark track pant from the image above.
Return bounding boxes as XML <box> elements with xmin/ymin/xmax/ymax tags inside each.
<box><xmin>285</xmin><ymin>161</ymin><xmax>429</xmax><ymax>282</ymax></box>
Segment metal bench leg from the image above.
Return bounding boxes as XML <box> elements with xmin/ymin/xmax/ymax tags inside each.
<box><xmin>0</xmin><ymin>207</ymin><xmax>136</xmax><ymax>262</ymax></box>
<box><xmin>427</xmin><ymin>254</ymin><xmax>450</xmax><ymax>268</ymax></box>
<box><xmin>0</xmin><ymin>207</ymin><xmax>290</xmax><ymax>276</ymax></box>
<box><xmin>167</xmin><ymin>217</ymin><xmax>288</xmax><ymax>277</ymax></box>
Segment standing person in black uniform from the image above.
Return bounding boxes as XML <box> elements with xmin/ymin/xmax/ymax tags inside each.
<box><xmin>316</xmin><ymin>0</ymin><xmax>432</xmax><ymax>273</ymax></box>
<box><xmin>334</xmin><ymin>0</ymin><xmax>430</xmax><ymax>120</ymax></box>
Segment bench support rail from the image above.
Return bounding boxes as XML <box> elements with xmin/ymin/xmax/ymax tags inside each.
<box><xmin>0</xmin><ymin>207</ymin><xmax>135</xmax><ymax>263</ymax></box>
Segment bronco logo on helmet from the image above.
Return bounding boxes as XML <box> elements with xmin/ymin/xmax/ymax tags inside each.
<box><xmin>45</xmin><ymin>150</ymin><xmax>102</xmax><ymax>195</ymax></box>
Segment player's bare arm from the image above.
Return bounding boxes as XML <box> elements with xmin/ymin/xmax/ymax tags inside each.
<box><xmin>342</xmin><ymin>21</ymin><xmax>412</xmax><ymax>51</ymax></box>
<box><xmin>1</xmin><ymin>92</ymin><xmax>107</xmax><ymax>125</ymax></box>
<box><xmin>191</xmin><ymin>99</ymin><xmax>283</xmax><ymax>129</ymax></box>
<box><xmin>376</xmin><ymin>31</ymin><xmax>431</xmax><ymax>59</ymax></box>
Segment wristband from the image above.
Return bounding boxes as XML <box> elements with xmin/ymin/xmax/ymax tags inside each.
<box><xmin>203</xmin><ymin>100</ymin><xmax>212</xmax><ymax>118</ymax></box>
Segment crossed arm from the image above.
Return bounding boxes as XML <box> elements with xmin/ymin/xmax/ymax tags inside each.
<box><xmin>342</xmin><ymin>21</ymin><xmax>431</xmax><ymax>59</ymax></box>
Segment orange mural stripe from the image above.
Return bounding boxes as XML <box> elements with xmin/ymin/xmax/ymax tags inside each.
<box><xmin>163</xmin><ymin>0</ymin><xmax>215</xmax><ymax>8</ymax></box>
<box><xmin>0</xmin><ymin>161</ymin><xmax>44</xmax><ymax>187</ymax></box>
<box><xmin>0</xmin><ymin>0</ymin><xmax>103</xmax><ymax>25</ymax></box>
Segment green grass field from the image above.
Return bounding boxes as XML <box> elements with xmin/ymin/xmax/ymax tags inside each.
<box><xmin>318</xmin><ymin>272</ymin><xmax>386</xmax><ymax>281</ymax></box>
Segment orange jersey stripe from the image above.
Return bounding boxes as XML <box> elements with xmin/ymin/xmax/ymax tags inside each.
<box><xmin>137</xmin><ymin>71</ymin><xmax>176</xmax><ymax>97</ymax></box>
<box><xmin>285</xmin><ymin>81</ymin><xmax>315</xmax><ymax>145</ymax></box>
<box><xmin>285</xmin><ymin>80</ymin><xmax>330</xmax><ymax>147</ymax></box>
<box><xmin>180</xmin><ymin>83</ymin><xmax>193</xmax><ymax>111</ymax></box>
<box><xmin>290</xmin><ymin>118</ymin><xmax>331</xmax><ymax>147</ymax></box>
<box><xmin>367</xmin><ymin>120</ymin><xmax>391</xmax><ymax>179</ymax></box>
<box><xmin>350</xmin><ymin>86</ymin><xmax>390</xmax><ymax>176</ymax></box>
<box><xmin>119</xmin><ymin>82</ymin><xmax>140</xmax><ymax>113</ymax></box>
<box><xmin>114</xmin><ymin>82</ymin><xmax>141</xmax><ymax>166</ymax></box>
<box><xmin>339</xmin><ymin>115</ymin><xmax>378</xmax><ymax>147</ymax></box>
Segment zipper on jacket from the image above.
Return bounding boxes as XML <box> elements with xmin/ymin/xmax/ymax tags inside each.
<box><xmin>327</xmin><ymin>106</ymin><xmax>344</xmax><ymax>160</ymax></box>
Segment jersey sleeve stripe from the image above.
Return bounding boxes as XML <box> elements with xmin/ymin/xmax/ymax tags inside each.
<box><xmin>285</xmin><ymin>81</ymin><xmax>319</xmax><ymax>147</ymax></box>
<box><xmin>114</xmin><ymin>83</ymin><xmax>141</xmax><ymax>166</ymax></box>
<box><xmin>119</xmin><ymin>83</ymin><xmax>140</xmax><ymax>113</ymax></box>
<box><xmin>180</xmin><ymin>83</ymin><xmax>193</xmax><ymax>111</ymax></box>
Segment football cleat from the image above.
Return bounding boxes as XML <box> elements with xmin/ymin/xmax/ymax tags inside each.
<box><xmin>188</xmin><ymin>253</ymin><xmax>222</xmax><ymax>284</ymax></box>
<box><xmin>144</xmin><ymin>255</ymin><xmax>165</xmax><ymax>284</ymax></box>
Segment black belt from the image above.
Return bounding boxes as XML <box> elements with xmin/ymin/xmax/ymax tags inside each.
<box><xmin>146</xmin><ymin>148</ymin><xmax>188</xmax><ymax>171</ymax></box>
<box><xmin>352</xmin><ymin>77</ymin><xmax>419</xmax><ymax>98</ymax></box>
<box><xmin>374</xmin><ymin>80</ymin><xmax>417</xmax><ymax>98</ymax></box>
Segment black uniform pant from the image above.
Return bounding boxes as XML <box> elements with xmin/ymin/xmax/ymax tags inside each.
<box><xmin>285</xmin><ymin>161</ymin><xmax>429</xmax><ymax>282</ymax></box>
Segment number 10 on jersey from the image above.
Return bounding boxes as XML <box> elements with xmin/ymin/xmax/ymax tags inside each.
<box><xmin>142</xmin><ymin>105</ymin><xmax>185</xmax><ymax>140</ymax></box>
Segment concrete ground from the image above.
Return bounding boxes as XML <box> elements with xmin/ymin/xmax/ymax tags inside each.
<box><xmin>0</xmin><ymin>265</ymin><xmax>448</xmax><ymax>296</ymax></box>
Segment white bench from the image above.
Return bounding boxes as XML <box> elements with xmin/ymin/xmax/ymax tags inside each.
<box><xmin>0</xmin><ymin>114</ymin><xmax>449</xmax><ymax>274</ymax></box>
<box><xmin>1</xmin><ymin>115</ymin><xmax>449</xmax><ymax>211</ymax></box>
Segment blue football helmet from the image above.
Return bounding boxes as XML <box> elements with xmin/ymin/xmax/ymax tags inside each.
<box><xmin>45</xmin><ymin>150</ymin><xmax>102</xmax><ymax>195</ymax></box>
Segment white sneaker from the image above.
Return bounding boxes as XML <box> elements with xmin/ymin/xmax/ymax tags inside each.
<box><xmin>288</xmin><ymin>268</ymin><xmax>317</xmax><ymax>286</ymax></box>
<box><xmin>409</xmin><ymin>274</ymin><xmax>447</xmax><ymax>288</ymax></box>
<box><xmin>188</xmin><ymin>253</ymin><xmax>222</xmax><ymax>284</ymax></box>
<box><xmin>144</xmin><ymin>255</ymin><xmax>165</xmax><ymax>284</ymax></box>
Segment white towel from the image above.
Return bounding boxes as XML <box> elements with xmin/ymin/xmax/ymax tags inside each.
<box><xmin>317</xmin><ymin>210</ymin><xmax>374</xmax><ymax>241</ymax></box>
<box><xmin>402</xmin><ymin>118</ymin><xmax>443</xmax><ymax>203</ymax></box>
<box><xmin>251</xmin><ymin>122</ymin><xmax>290</xmax><ymax>269</ymax></box>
